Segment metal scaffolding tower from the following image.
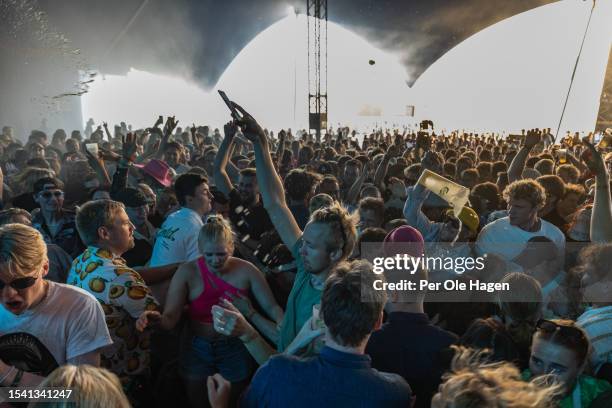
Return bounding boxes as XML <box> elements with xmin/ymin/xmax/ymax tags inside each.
<box><xmin>307</xmin><ymin>0</ymin><xmax>328</xmax><ymax>140</ymax></box>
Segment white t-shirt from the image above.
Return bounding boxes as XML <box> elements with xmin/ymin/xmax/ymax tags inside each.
<box><xmin>149</xmin><ymin>207</ymin><xmax>204</xmax><ymax>305</ymax></box>
<box><xmin>475</xmin><ymin>216</ymin><xmax>565</xmax><ymax>262</ymax></box>
<box><xmin>0</xmin><ymin>281</ymin><xmax>112</xmax><ymax>365</ymax></box>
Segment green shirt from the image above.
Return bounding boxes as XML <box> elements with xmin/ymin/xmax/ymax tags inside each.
<box><xmin>277</xmin><ymin>238</ymin><xmax>323</xmax><ymax>351</ymax></box>
<box><xmin>523</xmin><ymin>369</ymin><xmax>612</xmax><ymax>408</ymax></box>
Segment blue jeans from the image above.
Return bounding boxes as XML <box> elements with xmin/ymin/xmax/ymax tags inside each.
<box><xmin>179</xmin><ymin>334</ymin><xmax>255</xmax><ymax>382</ymax></box>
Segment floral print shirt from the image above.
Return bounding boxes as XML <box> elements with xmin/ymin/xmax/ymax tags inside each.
<box><xmin>67</xmin><ymin>247</ymin><xmax>159</xmax><ymax>379</ymax></box>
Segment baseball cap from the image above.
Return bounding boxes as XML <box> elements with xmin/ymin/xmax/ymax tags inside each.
<box><xmin>446</xmin><ymin>206</ymin><xmax>480</xmax><ymax>233</ymax></box>
<box><xmin>111</xmin><ymin>188</ymin><xmax>148</xmax><ymax>207</ymax></box>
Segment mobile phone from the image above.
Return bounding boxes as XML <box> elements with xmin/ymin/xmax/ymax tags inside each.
<box><xmin>218</xmin><ymin>90</ymin><xmax>241</xmax><ymax>120</ymax></box>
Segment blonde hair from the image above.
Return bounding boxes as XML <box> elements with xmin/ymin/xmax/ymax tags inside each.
<box><xmin>432</xmin><ymin>347</ymin><xmax>561</xmax><ymax>408</ymax></box>
<box><xmin>35</xmin><ymin>365</ymin><xmax>130</xmax><ymax>408</ymax></box>
<box><xmin>76</xmin><ymin>200</ymin><xmax>125</xmax><ymax>246</ymax></box>
<box><xmin>198</xmin><ymin>214</ymin><xmax>235</xmax><ymax>251</ymax></box>
<box><xmin>0</xmin><ymin>223</ymin><xmax>48</xmax><ymax>279</ymax></box>
<box><xmin>309</xmin><ymin>202</ymin><xmax>358</xmax><ymax>260</ymax></box>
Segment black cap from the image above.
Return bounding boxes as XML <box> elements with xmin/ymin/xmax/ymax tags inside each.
<box><xmin>111</xmin><ymin>188</ymin><xmax>148</xmax><ymax>207</ymax></box>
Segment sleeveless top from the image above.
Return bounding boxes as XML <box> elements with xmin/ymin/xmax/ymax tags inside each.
<box><xmin>188</xmin><ymin>257</ymin><xmax>249</xmax><ymax>324</ymax></box>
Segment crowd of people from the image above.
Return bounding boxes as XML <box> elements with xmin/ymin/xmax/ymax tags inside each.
<box><xmin>0</xmin><ymin>107</ymin><xmax>611</xmax><ymax>407</ymax></box>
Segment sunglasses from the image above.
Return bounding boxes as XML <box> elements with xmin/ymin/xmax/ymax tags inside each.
<box><xmin>536</xmin><ymin>319</ymin><xmax>586</xmax><ymax>342</ymax></box>
<box><xmin>0</xmin><ymin>276</ymin><xmax>38</xmax><ymax>290</ymax></box>
<box><xmin>40</xmin><ymin>191</ymin><xmax>64</xmax><ymax>199</ymax></box>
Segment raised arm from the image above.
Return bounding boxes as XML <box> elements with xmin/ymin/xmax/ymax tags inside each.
<box><xmin>508</xmin><ymin>130</ymin><xmax>540</xmax><ymax>184</ymax></box>
<box><xmin>110</xmin><ymin>133</ymin><xmax>138</xmax><ymax>194</ymax></box>
<box><xmin>233</xmin><ymin>103</ymin><xmax>302</xmax><ymax>250</ymax></box>
<box><xmin>374</xmin><ymin>144</ymin><xmax>397</xmax><ymax>190</ymax></box>
<box><xmin>565</xmin><ymin>150</ymin><xmax>589</xmax><ymax>176</ymax></box>
<box><xmin>214</xmin><ymin>122</ymin><xmax>237</xmax><ymax>195</ymax></box>
<box><xmin>102</xmin><ymin>122</ymin><xmax>112</xmax><ymax>141</ymax></box>
<box><xmin>154</xmin><ymin>116</ymin><xmax>178</xmax><ymax>160</ymax></box>
<box><xmin>85</xmin><ymin>149</ymin><xmax>112</xmax><ymax>189</ymax></box>
<box><xmin>276</xmin><ymin>130</ymin><xmax>286</xmax><ymax>168</ymax></box>
<box><xmin>345</xmin><ymin>165</ymin><xmax>368</xmax><ymax>206</ymax></box>
<box><xmin>582</xmin><ymin>139</ymin><xmax>612</xmax><ymax>243</ymax></box>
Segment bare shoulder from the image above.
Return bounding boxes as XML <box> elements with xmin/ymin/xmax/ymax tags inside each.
<box><xmin>229</xmin><ymin>257</ymin><xmax>262</xmax><ymax>276</ymax></box>
<box><xmin>176</xmin><ymin>260</ymin><xmax>199</xmax><ymax>281</ymax></box>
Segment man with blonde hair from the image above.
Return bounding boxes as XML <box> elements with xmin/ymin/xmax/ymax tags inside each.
<box><xmin>0</xmin><ymin>223</ymin><xmax>111</xmax><ymax>387</ymax></box>
<box><xmin>231</xmin><ymin>105</ymin><xmax>357</xmax><ymax>351</ymax></box>
<box><xmin>69</xmin><ymin>199</ymin><xmax>159</xmax><ymax>400</ymax></box>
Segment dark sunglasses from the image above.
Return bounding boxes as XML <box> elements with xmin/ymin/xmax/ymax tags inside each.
<box><xmin>536</xmin><ymin>319</ymin><xmax>586</xmax><ymax>341</ymax></box>
<box><xmin>0</xmin><ymin>276</ymin><xmax>38</xmax><ymax>290</ymax></box>
<box><xmin>40</xmin><ymin>191</ymin><xmax>64</xmax><ymax>199</ymax></box>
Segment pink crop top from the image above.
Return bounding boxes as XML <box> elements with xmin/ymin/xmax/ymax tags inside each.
<box><xmin>188</xmin><ymin>257</ymin><xmax>249</xmax><ymax>324</ymax></box>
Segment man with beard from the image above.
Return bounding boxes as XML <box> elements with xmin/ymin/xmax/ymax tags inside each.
<box><xmin>228</xmin><ymin>104</ymin><xmax>357</xmax><ymax>351</ymax></box>
<box><xmin>214</xmin><ymin>121</ymin><xmax>274</xmax><ymax>248</ymax></box>
<box><xmin>68</xmin><ymin>200</ymin><xmax>159</xmax><ymax>402</ymax></box>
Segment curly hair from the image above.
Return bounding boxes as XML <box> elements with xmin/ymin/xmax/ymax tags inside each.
<box><xmin>284</xmin><ymin>168</ymin><xmax>320</xmax><ymax>201</ymax></box>
<box><xmin>502</xmin><ymin>179</ymin><xmax>547</xmax><ymax>210</ymax></box>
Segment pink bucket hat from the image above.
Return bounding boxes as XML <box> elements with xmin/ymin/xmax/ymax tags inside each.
<box><xmin>134</xmin><ymin>159</ymin><xmax>173</xmax><ymax>187</ymax></box>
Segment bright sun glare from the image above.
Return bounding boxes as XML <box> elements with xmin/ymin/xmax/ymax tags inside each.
<box><xmin>82</xmin><ymin>0</ymin><xmax>612</xmax><ymax>134</ymax></box>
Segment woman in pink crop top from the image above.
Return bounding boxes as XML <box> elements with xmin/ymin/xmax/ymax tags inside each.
<box><xmin>137</xmin><ymin>215</ymin><xmax>283</xmax><ymax>407</ymax></box>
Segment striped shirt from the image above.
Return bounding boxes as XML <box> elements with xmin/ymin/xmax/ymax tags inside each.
<box><xmin>577</xmin><ymin>305</ymin><xmax>612</xmax><ymax>372</ymax></box>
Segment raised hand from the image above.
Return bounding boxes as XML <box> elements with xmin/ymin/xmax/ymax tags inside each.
<box><xmin>581</xmin><ymin>137</ymin><xmax>606</xmax><ymax>176</ymax></box>
<box><xmin>136</xmin><ymin>310</ymin><xmax>161</xmax><ymax>332</ymax></box>
<box><xmin>524</xmin><ymin>129</ymin><xmax>541</xmax><ymax>149</ymax></box>
<box><xmin>223</xmin><ymin>121</ymin><xmax>238</xmax><ymax>141</ymax></box>
<box><xmin>231</xmin><ymin>102</ymin><xmax>265</xmax><ymax>144</ymax></box>
<box><xmin>121</xmin><ymin>132</ymin><xmax>138</xmax><ymax>163</ymax></box>
<box><xmin>154</xmin><ymin>115</ymin><xmax>164</xmax><ymax>128</ymax></box>
<box><xmin>164</xmin><ymin>116</ymin><xmax>179</xmax><ymax>136</ymax></box>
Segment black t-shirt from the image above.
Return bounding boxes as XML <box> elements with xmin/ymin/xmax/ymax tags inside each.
<box><xmin>228</xmin><ymin>189</ymin><xmax>274</xmax><ymax>241</ymax></box>
<box><xmin>122</xmin><ymin>237</ymin><xmax>153</xmax><ymax>268</ymax></box>
<box><xmin>542</xmin><ymin>208</ymin><xmax>567</xmax><ymax>231</ymax></box>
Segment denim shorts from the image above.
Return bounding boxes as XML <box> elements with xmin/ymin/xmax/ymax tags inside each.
<box><xmin>178</xmin><ymin>334</ymin><xmax>255</xmax><ymax>382</ymax></box>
